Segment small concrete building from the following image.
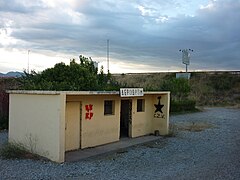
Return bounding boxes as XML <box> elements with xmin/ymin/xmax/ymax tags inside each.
<box><xmin>8</xmin><ymin>89</ymin><xmax>170</xmax><ymax>162</ymax></box>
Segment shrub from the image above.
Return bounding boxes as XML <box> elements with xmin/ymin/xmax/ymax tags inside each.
<box><xmin>170</xmin><ymin>99</ymin><xmax>197</xmax><ymax>113</ymax></box>
<box><xmin>161</xmin><ymin>78</ymin><xmax>190</xmax><ymax>101</ymax></box>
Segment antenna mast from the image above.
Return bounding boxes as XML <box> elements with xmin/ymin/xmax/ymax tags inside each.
<box><xmin>107</xmin><ymin>39</ymin><xmax>109</xmax><ymax>73</ymax></box>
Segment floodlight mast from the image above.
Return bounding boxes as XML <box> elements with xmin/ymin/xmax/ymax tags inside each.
<box><xmin>179</xmin><ymin>49</ymin><xmax>193</xmax><ymax>73</ymax></box>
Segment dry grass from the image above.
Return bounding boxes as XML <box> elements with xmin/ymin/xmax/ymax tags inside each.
<box><xmin>0</xmin><ymin>142</ymin><xmax>41</xmax><ymax>160</ymax></box>
<box><xmin>114</xmin><ymin>72</ymin><xmax>240</xmax><ymax>107</ymax></box>
<box><xmin>164</xmin><ymin>121</ymin><xmax>215</xmax><ymax>138</ymax></box>
<box><xmin>177</xmin><ymin>122</ymin><xmax>215</xmax><ymax>132</ymax></box>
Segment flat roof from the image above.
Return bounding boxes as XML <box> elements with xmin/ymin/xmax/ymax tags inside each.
<box><xmin>7</xmin><ymin>90</ymin><xmax>170</xmax><ymax>95</ymax></box>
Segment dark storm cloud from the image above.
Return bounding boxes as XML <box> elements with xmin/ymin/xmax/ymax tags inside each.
<box><xmin>1</xmin><ymin>0</ymin><xmax>240</xmax><ymax>71</ymax></box>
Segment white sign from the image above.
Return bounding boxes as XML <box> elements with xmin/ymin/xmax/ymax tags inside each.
<box><xmin>182</xmin><ymin>49</ymin><xmax>190</xmax><ymax>65</ymax></box>
<box><xmin>120</xmin><ymin>88</ymin><xmax>144</xmax><ymax>97</ymax></box>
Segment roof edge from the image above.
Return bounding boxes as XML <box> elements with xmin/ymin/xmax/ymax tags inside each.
<box><xmin>7</xmin><ymin>90</ymin><xmax>170</xmax><ymax>96</ymax></box>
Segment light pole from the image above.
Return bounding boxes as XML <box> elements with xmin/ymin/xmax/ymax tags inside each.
<box><xmin>179</xmin><ymin>49</ymin><xmax>193</xmax><ymax>73</ymax></box>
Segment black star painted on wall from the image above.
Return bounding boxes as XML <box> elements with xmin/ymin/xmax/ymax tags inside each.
<box><xmin>154</xmin><ymin>96</ymin><xmax>164</xmax><ymax>113</ymax></box>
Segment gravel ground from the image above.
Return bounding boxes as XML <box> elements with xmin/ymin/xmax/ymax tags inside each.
<box><xmin>0</xmin><ymin>107</ymin><xmax>240</xmax><ymax>180</ymax></box>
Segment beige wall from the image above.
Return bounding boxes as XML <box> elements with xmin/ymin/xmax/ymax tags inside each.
<box><xmin>152</xmin><ymin>93</ymin><xmax>170</xmax><ymax>135</ymax></box>
<box><xmin>131</xmin><ymin>93</ymin><xmax>170</xmax><ymax>137</ymax></box>
<box><xmin>66</xmin><ymin>95</ymin><xmax>120</xmax><ymax>149</ymax></box>
<box><xmin>9</xmin><ymin>93</ymin><xmax>66</xmax><ymax>163</ymax></box>
<box><xmin>66</xmin><ymin>93</ymin><xmax>170</xmax><ymax>149</ymax></box>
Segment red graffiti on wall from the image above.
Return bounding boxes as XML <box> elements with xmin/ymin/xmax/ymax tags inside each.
<box><xmin>85</xmin><ymin>104</ymin><xmax>93</xmax><ymax>120</ymax></box>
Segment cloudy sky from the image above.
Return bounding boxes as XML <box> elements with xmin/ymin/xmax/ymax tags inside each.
<box><xmin>0</xmin><ymin>0</ymin><xmax>239</xmax><ymax>73</ymax></box>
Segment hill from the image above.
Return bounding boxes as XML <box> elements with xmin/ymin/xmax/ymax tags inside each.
<box><xmin>0</xmin><ymin>71</ymin><xmax>24</xmax><ymax>77</ymax></box>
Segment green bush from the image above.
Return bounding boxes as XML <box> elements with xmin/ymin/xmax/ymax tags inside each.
<box><xmin>170</xmin><ymin>99</ymin><xmax>197</xmax><ymax>113</ymax></box>
<box><xmin>161</xmin><ymin>78</ymin><xmax>190</xmax><ymax>101</ymax></box>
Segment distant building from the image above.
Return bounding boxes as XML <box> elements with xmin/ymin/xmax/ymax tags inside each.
<box><xmin>176</xmin><ymin>72</ymin><xmax>191</xmax><ymax>79</ymax></box>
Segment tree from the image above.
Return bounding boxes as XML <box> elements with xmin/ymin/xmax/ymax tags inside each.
<box><xmin>19</xmin><ymin>55</ymin><xmax>117</xmax><ymax>91</ymax></box>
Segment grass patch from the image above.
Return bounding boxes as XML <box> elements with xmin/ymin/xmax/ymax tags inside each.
<box><xmin>0</xmin><ymin>142</ymin><xmax>41</xmax><ymax>160</ymax></box>
<box><xmin>164</xmin><ymin>121</ymin><xmax>215</xmax><ymax>138</ymax></box>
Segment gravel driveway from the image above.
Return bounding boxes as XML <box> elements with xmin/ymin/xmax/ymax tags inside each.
<box><xmin>0</xmin><ymin>107</ymin><xmax>239</xmax><ymax>179</ymax></box>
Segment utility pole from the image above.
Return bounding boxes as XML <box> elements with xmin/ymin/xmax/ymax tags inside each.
<box><xmin>107</xmin><ymin>39</ymin><xmax>109</xmax><ymax>73</ymax></box>
<box><xmin>186</xmin><ymin>61</ymin><xmax>188</xmax><ymax>73</ymax></box>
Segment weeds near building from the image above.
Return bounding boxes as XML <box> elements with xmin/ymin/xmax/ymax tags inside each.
<box><xmin>0</xmin><ymin>132</ymin><xmax>45</xmax><ymax>160</ymax></box>
<box><xmin>0</xmin><ymin>142</ymin><xmax>40</xmax><ymax>160</ymax></box>
<box><xmin>164</xmin><ymin>123</ymin><xmax>178</xmax><ymax>137</ymax></box>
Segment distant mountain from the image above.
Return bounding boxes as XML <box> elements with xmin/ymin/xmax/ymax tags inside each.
<box><xmin>0</xmin><ymin>71</ymin><xmax>24</xmax><ymax>77</ymax></box>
